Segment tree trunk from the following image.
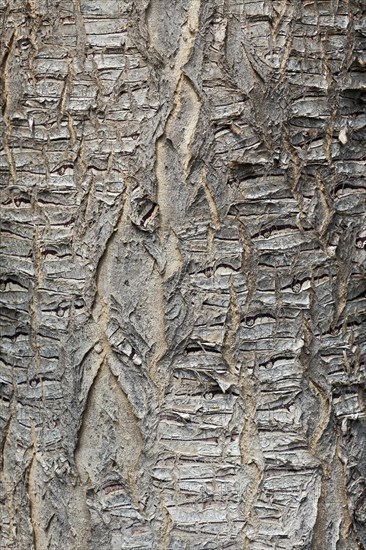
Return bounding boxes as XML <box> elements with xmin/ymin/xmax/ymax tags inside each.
<box><xmin>1</xmin><ymin>0</ymin><xmax>365</xmax><ymax>548</ymax></box>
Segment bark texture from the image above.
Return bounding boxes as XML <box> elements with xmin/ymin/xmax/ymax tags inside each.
<box><xmin>1</xmin><ymin>0</ymin><xmax>366</xmax><ymax>548</ymax></box>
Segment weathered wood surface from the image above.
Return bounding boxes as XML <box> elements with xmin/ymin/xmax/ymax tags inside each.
<box><xmin>1</xmin><ymin>0</ymin><xmax>365</xmax><ymax>548</ymax></box>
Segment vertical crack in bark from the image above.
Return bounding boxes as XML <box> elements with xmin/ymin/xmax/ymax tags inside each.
<box><xmin>336</xmin><ymin>436</ymin><xmax>355</xmax><ymax>542</ymax></box>
<box><xmin>200</xmin><ymin>164</ymin><xmax>221</xmax><ymax>230</ymax></box>
<box><xmin>154</xmin><ymin>0</ymin><xmax>201</xmax><ymax>238</ymax></box>
<box><xmin>222</xmin><ymin>277</ymin><xmax>240</xmax><ymax>379</ymax></box>
<box><xmin>146</xmin><ymin>260</ymin><xmax>169</xmax><ymax>394</ymax></box>
<box><xmin>1</xmin><ymin>28</ymin><xmax>16</xmax><ymax>182</ymax></box>
<box><xmin>308</xmin><ymin>378</ymin><xmax>331</xmax><ymax>458</ymax></box>
<box><xmin>71</xmin><ymin>0</ymin><xmax>87</xmax><ymax>68</ymax></box>
<box><xmin>240</xmin><ymin>354</ymin><xmax>264</xmax><ymax>547</ymax></box>
<box><xmin>27</xmin><ymin>425</ymin><xmax>41</xmax><ymax>550</ymax></box>
<box><xmin>159</xmin><ymin>496</ymin><xmax>173</xmax><ymax>550</ymax></box>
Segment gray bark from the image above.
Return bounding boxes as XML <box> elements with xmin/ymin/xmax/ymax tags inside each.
<box><xmin>1</xmin><ymin>0</ymin><xmax>365</xmax><ymax>548</ymax></box>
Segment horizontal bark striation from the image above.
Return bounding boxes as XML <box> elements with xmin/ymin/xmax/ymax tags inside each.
<box><xmin>0</xmin><ymin>0</ymin><xmax>365</xmax><ymax>549</ymax></box>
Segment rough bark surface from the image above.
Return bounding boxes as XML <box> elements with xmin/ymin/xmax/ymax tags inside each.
<box><xmin>1</xmin><ymin>0</ymin><xmax>366</xmax><ymax>549</ymax></box>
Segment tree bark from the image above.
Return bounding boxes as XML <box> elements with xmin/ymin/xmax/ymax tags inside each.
<box><xmin>1</xmin><ymin>0</ymin><xmax>365</xmax><ymax>548</ymax></box>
